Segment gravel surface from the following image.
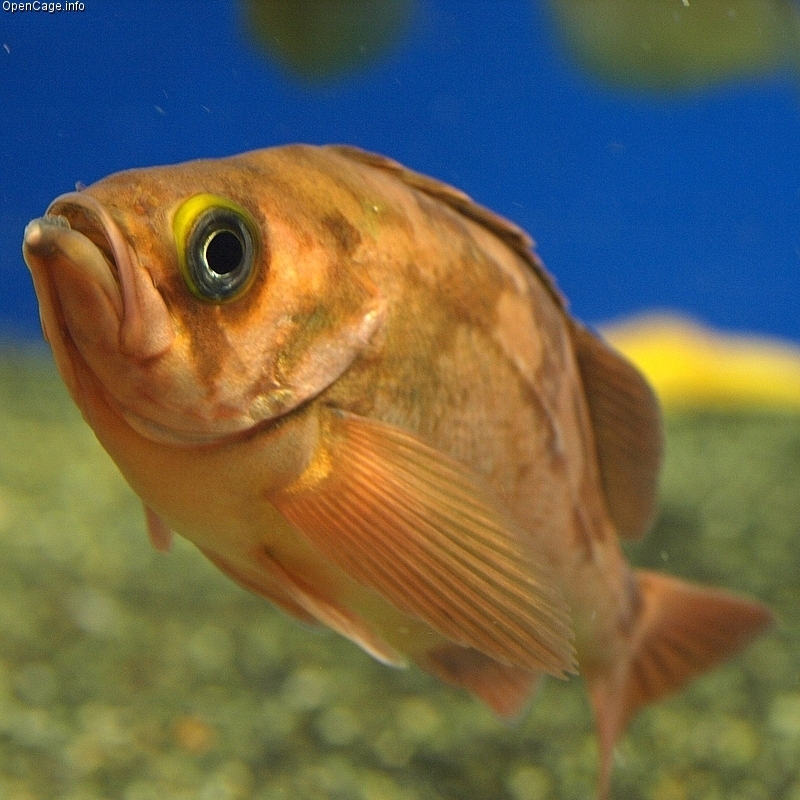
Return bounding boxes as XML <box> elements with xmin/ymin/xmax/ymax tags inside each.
<box><xmin>1</xmin><ymin>349</ymin><xmax>799</xmax><ymax>800</ymax></box>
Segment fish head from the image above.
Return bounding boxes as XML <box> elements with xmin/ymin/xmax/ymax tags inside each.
<box><xmin>22</xmin><ymin>149</ymin><xmax>385</xmax><ymax>446</ymax></box>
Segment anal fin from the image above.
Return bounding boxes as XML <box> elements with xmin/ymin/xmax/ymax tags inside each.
<box><xmin>422</xmin><ymin>643</ymin><xmax>541</xmax><ymax>719</ymax></box>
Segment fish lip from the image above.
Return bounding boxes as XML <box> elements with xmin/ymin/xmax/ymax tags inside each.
<box><xmin>44</xmin><ymin>192</ymin><xmax>127</xmax><ymax>297</ymax></box>
<box><xmin>41</xmin><ymin>191</ymin><xmax>175</xmax><ymax>363</ymax></box>
<box><xmin>23</xmin><ymin>194</ymin><xmax>131</xmax><ymax>408</ymax></box>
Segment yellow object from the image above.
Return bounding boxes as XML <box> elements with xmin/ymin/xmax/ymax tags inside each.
<box><xmin>549</xmin><ymin>0</ymin><xmax>800</xmax><ymax>92</ymax></box>
<box><xmin>602</xmin><ymin>315</ymin><xmax>800</xmax><ymax>412</ymax></box>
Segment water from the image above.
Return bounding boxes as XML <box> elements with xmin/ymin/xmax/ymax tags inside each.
<box><xmin>2</xmin><ymin>2</ymin><xmax>800</xmax><ymax>797</ymax></box>
<box><xmin>1</xmin><ymin>1</ymin><xmax>799</xmax><ymax>341</ymax></box>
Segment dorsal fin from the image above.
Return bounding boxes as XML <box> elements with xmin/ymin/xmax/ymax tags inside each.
<box><xmin>570</xmin><ymin>320</ymin><xmax>664</xmax><ymax>539</ymax></box>
<box><xmin>327</xmin><ymin>144</ymin><xmax>567</xmax><ymax>311</ymax></box>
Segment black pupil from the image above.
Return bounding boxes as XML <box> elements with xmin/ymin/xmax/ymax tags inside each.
<box><xmin>205</xmin><ymin>228</ymin><xmax>244</xmax><ymax>275</ymax></box>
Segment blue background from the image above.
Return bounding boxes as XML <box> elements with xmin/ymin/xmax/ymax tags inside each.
<box><xmin>1</xmin><ymin>0</ymin><xmax>798</xmax><ymax>343</ymax></box>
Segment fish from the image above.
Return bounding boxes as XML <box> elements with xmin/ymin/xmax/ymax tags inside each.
<box><xmin>243</xmin><ymin>0</ymin><xmax>415</xmax><ymax>82</ymax></box>
<box><xmin>22</xmin><ymin>144</ymin><xmax>772</xmax><ymax>798</ymax></box>
<box><xmin>549</xmin><ymin>0</ymin><xmax>800</xmax><ymax>92</ymax></box>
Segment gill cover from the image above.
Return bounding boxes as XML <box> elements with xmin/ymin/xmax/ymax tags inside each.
<box><xmin>173</xmin><ymin>194</ymin><xmax>260</xmax><ymax>302</ymax></box>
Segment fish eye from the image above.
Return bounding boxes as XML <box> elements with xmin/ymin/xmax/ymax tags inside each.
<box><xmin>188</xmin><ymin>210</ymin><xmax>254</xmax><ymax>300</ymax></box>
<box><xmin>173</xmin><ymin>194</ymin><xmax>260</xmax><ymax>302</ymax></box>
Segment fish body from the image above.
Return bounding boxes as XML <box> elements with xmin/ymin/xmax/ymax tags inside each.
<box><xmin>23</xmin><ymin>145</ymin><xmax>771</xmax><ymax>797</ymax></box>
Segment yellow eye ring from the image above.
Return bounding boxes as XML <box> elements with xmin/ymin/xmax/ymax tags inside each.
<box><xmin>173</xmin><ymin>194</ymin><xmax>259</xmax><ymax>302</ymax></box>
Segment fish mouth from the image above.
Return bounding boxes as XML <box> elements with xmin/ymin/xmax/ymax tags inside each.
<box><xmin>24</xmin><ymin>192</ymin><xmax>184</xmax><ymax>442</ymax></box>
<box><xmin>50</xmin><ymin>203</ymin><xmax>121</xmax><ymax>284</ymax></box>
<box><xmin>42</xmin><ymin>192</ymin><xmax>130</xmax><ymax>314</ymax></box>
<box><xmin>23</xmin><ymin>193</ymin><xmax>132</xmax><ymax>337</ymax></box>
<box><xmin>26</xmin><ymin>191</ymin><xmax>175</xmax><ymax>363</ymax></box>
<box><xmin>23</xmin><ymin>194</ymin><xmax>132</xmax><ymax>406</ymax></box>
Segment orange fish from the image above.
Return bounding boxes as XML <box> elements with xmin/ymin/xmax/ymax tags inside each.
<box><xmin>23</xmin><ymin>145</ymin><xmax>771</xmax><ymax>797</ymax></box>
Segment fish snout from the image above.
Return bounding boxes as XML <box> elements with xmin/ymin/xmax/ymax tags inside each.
<box><xmin>23</xmin><ymin>207</ymin><xmax>126</xmax><ymax>351</ymax></box>
<box><xmin>28</xmin><ymin>192</ymin><xmax>175</xmax><ymax>362</ymax></box>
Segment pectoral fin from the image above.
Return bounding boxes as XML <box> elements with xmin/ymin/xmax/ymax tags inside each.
<box><xmin>271</xmin><ymin>410</ymin><xmax>575</xmax><ymax>676</ymax></box>
<box><xmin>200</xmin><ymin>544</ymin><xmax>406</xmax><ymax>667</ymax></box>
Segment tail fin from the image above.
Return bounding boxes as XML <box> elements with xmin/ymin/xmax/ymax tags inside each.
<box><xmin>587</xmin><ymin>569</ymin><xmax>773</xmax><ymax>799</ymax></box>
